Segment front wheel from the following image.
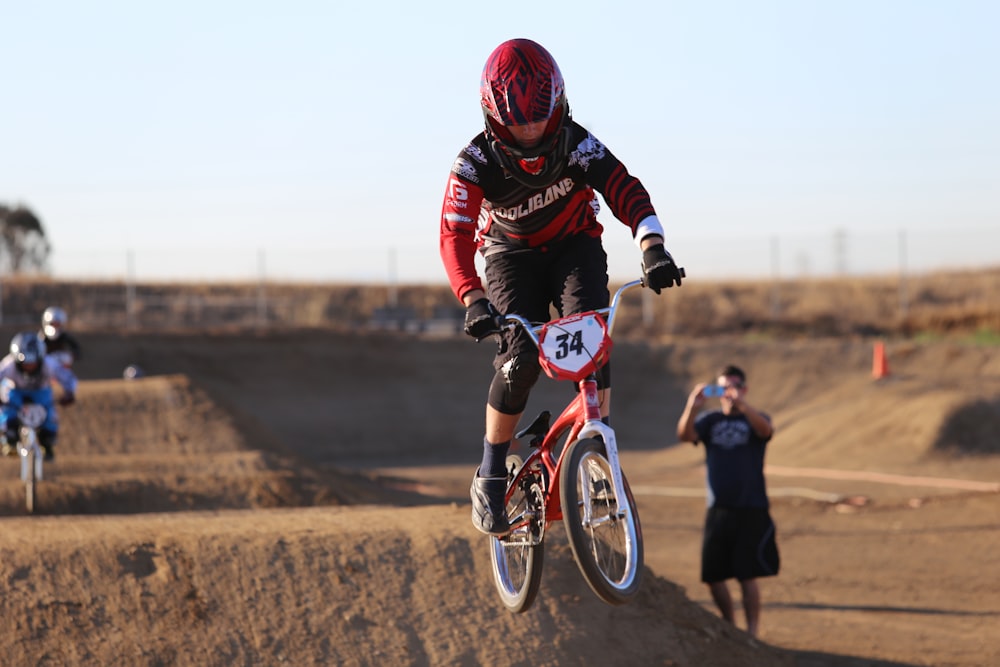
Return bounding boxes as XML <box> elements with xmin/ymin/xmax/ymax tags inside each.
<box><xmin>489</xmin><ymin>455</ymin><xmax>545</xmax><ymax>613</ymax></box>
<box><xmin>22</xmin><ymin>446</ymin><xmax>38</xmax><ymax>514</ymax></box>
<box><xmin>559</xmin><ymin>438</ymin><xmax>643</xmax><ymax>605</ymax></box>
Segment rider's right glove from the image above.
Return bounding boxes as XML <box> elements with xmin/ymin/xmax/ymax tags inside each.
<box><xmin>464</xmin><ymin>298</ymin><xmax>502</xmax><ymax>340</ymax></box>
<box><xmin>642</xmin><ymin>245</ymin><xmax>684</xmax><ymax>294</ymax></box>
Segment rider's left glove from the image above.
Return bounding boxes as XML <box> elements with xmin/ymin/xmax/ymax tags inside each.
<box><xmin>464</xmin><ymin>298</ymin><xmax>503</xmax><ymax>340</ymax></box>
<box><xmin>642</xmin><ymin>245</ymin><xmax>684</xmax><ymax>294</ymax></box>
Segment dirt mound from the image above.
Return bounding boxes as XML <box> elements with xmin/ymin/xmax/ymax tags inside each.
<box><xmin>0</xmin><ymin>331</ymin><xmax>997</xmax><ymax>665</ymax></box>
<box><xmin>0</xmin><ymin>374</ymin><xmax>424</xmax><ymax>517</ymax></box>
<box><xmin>0</xmin><ymin>506</ymin><xmax>798</xmax><ymax>667</ymax></box>
<box><xmin>933</xmin><ymin>398</ymin><xmax>1000</xmax><ymax>455</ymax></box>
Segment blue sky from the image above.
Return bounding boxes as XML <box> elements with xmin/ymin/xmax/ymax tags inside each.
<box><xmin>4</xmin><ymin>1</ymin><xmax>998</xmax><ymax>283</ymax></box>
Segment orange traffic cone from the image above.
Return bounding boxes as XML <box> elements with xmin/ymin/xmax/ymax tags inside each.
<box><xmin>872</xmin><ymin>341</ymin><xmax>890</xmax><ymax>379</ymax></box>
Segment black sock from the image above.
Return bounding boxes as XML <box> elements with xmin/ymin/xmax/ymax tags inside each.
<box><xmin>601</xmin><ymin>415</ymin><xmax>611</xmax><ymax>426</ymax></box>
<box><xmin>480</xmin><ymin>437</ymin><xmax>510</xmax><ymax>477</ymax></box>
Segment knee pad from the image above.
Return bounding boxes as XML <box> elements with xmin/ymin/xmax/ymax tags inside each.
<box><xmin>487</xmin><ymin>354</ymin><xmax>541</xmax><ymax>414</ymax></box>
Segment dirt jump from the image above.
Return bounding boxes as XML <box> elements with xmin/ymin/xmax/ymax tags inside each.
<box><xmin>0</xmin><ymin>328</ymin><xmax>997</xmax><ymax>666</ymax></box>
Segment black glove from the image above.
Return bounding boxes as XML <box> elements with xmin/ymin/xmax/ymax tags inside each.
<box><xmin>59</xmin><ymin>392</ymin><xmax>76</xmax><ymax>406</ymax></box>
<box><xmin>642</xmin><ymin>245</ymin><xmax>683</xmax><ymax>294</ymax></box>
<box><xmin>463</xmin><ymin>298</ymin><xmax>502</xmax><ymax>340</ymax></box>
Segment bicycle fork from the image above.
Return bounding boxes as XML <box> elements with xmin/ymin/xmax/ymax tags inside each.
<box><xmin>576</xmin><ymin>420</ymin><xmax>630</xmax><ymax>521</ymax></box>
<box><xmin>574</xmin><ymin>377</ymin><xmax>631</xmax><ymax>522</ymax></box>
<box><xmin>18</xmin><ymin>429</ymin><xmax>43</xmax><ymax>482</ymax></box>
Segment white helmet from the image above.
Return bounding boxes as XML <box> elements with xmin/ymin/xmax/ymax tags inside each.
<box><xmin>42</xmin><ymin>306</ymin><xmax>67</xmax><ymax>339</ymax></box>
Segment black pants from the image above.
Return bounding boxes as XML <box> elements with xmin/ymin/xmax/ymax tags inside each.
<box><xmin>483</xmin><ymin>234</ymin><xmax>611</xmax><ymax>414</ymax></box>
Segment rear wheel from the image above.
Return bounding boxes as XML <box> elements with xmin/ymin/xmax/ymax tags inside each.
<box><xmin>489</xmin><ymin>455</ymin><xmax>545</xmax><ymax>613</ymax></box>
<box><xmin>559</xmin><ymin>438</ymin><xmax>643</xmax><ymax>604</ymax></box>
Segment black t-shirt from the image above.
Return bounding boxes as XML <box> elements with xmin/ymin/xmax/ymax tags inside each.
<box><xmin>41</xmin><ymin>331</ymin><xmax>82</xmax><ymax>362</ymax></box>
<box><xmin>694</xmin><ymin>410</ymin><xmax>772</xmax><ymax>509</ymax></box>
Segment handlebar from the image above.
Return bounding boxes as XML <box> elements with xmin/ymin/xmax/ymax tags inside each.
<box><xmin>497</xmin><ymin>278</ymin><xmax>646</xmax><ymax>347</ymax></box>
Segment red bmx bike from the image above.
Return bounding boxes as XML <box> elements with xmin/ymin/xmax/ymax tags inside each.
<box><xmin>487</xmin><ymin>278</ymin><xmax>661</xmax><ymax>613</ymax></box>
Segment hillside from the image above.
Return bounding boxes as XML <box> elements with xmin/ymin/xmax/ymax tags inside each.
<box><xmin>2</xmin><ymin>266</ymin><xmax>999</xmax><ymax>338</ymax></box>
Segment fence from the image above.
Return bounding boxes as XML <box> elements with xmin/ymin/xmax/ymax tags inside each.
<box><xmin>43</xmin><ymin>226</ymin><xmax>1000</xmax><ymax>286</ymax></box>
<box><xmin>1</xmin><ymin>264</ymin><xmax>998</xmax><ymax>341</ymax></box>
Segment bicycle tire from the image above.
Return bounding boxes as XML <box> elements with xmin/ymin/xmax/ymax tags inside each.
<box><xmin>489</xmin><ymin>455</ymin><xmax>545</xmax><ymax>613</ymax></box>
<box><xmin>559</xmin><ymin>438</ymin><xmax>643</xmax><ymax>605</ymax></box>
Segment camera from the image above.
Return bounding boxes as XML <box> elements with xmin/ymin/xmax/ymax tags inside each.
<box><xmin>702</xmin><ymin>385</ymin><xmax>726</xmax><ymax>397</ymax></box>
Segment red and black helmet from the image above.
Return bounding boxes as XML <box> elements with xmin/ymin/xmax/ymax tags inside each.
<box><xmin>480</xmin><ymin>39</ymin><xmax>573</xmax><ymax>187</ymax></box>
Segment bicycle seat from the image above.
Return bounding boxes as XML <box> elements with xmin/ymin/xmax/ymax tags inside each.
<box><xmin>516</xmin><ymin>411</ymin><xmax>551</xmax><ymax>448</ymax></box>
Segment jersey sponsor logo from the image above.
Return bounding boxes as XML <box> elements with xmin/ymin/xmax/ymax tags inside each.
<box><xmin>464</xmin><ymin>143</ymin><xmax>488</xmax><ymax>164</ymax></box>
<box><xmin>452</xmin><ymin>157</ymin><xmax>479</xmax><ymax>183</ymax></box>
<box><xmin>445</xmin><ymin>177</ymin><xmax>470</xmax><ymax>210</ymax></box>
<box><xmin>443</xmin><ymin>213</ymin><xmax>473</xmax><ymax>224</ymax></box>
<box><xmin>569</xmin><ymin>133</ymin><xmax>606</xmax><ymax>171</ymax></box>
<box><xmin>493</xmin><ymin>177</ymin><xmax>575</xmax><ymax>221</ymax></box>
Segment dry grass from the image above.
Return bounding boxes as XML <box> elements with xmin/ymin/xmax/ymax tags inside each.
<box><xmin>2</xmin><ymin>266</ymin><xmax>998</xmax><ymax>340</ymax></box>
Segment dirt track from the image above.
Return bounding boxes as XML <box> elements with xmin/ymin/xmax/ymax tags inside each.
<box><xmin>0</xmin><ymin>330</ymin><xmax>997</xmax><ymax>666</ymax></box>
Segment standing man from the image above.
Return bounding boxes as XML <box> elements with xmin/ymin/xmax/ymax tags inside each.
<box><xmin>676</xmin><ymin>364</ymin><xmax>779</xmax><ymax>637</ymax></box>
<box><xmin>439</xmin><ymin>38</ymin><xmax>684</xmax><ymax>536</ymax></box>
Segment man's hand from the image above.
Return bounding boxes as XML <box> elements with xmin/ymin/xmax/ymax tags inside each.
<box><xmin>676</xmin><ymin>383</ymin><xmax>708</xmax><ymax>444</ymax></box>
<box><xmin>689</xmin><ymin>383</ymin><xmax>710</xmax><ymax>409</ymax></box>
<box><xmin>642</xmin><ymin>245</ymin><xmax>683</xmax><ymax>293</ymax></box>
<box><xmin>59</xmin><ymin>392</ymin><xmax>76</xmax><ymax>407</ymax></box>
<box><xmin>463</xmin><ymin>298</ymin><xmax>502</xmax><ymax>340</ymax></box>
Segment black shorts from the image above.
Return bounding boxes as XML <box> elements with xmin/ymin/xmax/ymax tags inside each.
<box><xmin>701</xmin><ymin>506</ymin><xmax>780</xmax><ymax>583</ymax></box>
<box><xmin>484</xmin><ymin>234</ymin><xmax>610</xmax><ymax>375</ymax></box>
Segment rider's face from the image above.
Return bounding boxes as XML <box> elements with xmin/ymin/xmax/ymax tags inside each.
<box><xmin>507</xmin><ymin>120</ymin><xmax>548</xmax><ymax>149</ymax></box>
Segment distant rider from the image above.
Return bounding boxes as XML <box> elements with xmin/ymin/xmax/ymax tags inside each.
<box><xmin>0</xmin><ymin>333</ymin><xmax>78</xmax><ymax>461</ymax></box>
<box><xmin>40</xmin><ymin>306</ymin><xmax>82</xmax><ymax>369</ymax></box>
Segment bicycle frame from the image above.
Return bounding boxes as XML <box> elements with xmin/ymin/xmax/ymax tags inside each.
<box><xmin>502</xmin><ymin>278</ymin><xmax>642</xmax><ymax>530</ymax></box>
<box><xmin>488</xmin><ymin>277</ymin><xmax>660</xmax><ymax>612</ymax></box>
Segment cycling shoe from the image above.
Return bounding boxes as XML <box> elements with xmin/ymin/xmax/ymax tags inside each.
<box><xmin>470</xmin><ymin>469</ymin><xmax>510</xmax><ymax>536</ymax></box>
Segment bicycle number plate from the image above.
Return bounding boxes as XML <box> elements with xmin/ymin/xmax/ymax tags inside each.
<box><xmin>537</xmin><ymin>312</ymin><xmax>612</xmax><ymax>382</ymax></box>
<box><xmin>19</xmin><ymin>404</ymin><xmax>47</xmax><ymax>429</ymax></box>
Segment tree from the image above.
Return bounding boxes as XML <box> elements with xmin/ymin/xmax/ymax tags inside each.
<box><xmin>0</xmin><ymin>204</ymin><xmax>51</xmax><ymax>274</ymax></box>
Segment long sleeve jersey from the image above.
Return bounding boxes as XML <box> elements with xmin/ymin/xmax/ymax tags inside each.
<box><xmin>0</xmin><ymin>354</ymin><xmax>78</xmax><ymax>395</ymax></box>
<box><xmin>439</xmin><ymin>121</ymin><xmax>664</xmax><ymax>302</ymax></box>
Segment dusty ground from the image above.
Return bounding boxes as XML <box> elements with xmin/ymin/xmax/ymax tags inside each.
<box><xmin>0</xmin><ymin>328</ymin><xmax>997</xmax><ymax>666</ymax></box>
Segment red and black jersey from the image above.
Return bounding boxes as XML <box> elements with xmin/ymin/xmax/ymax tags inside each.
<box><xmin>439</xmin><ymin>121</ymin><xmax>660</xmax><ymax>302</ymax></box>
